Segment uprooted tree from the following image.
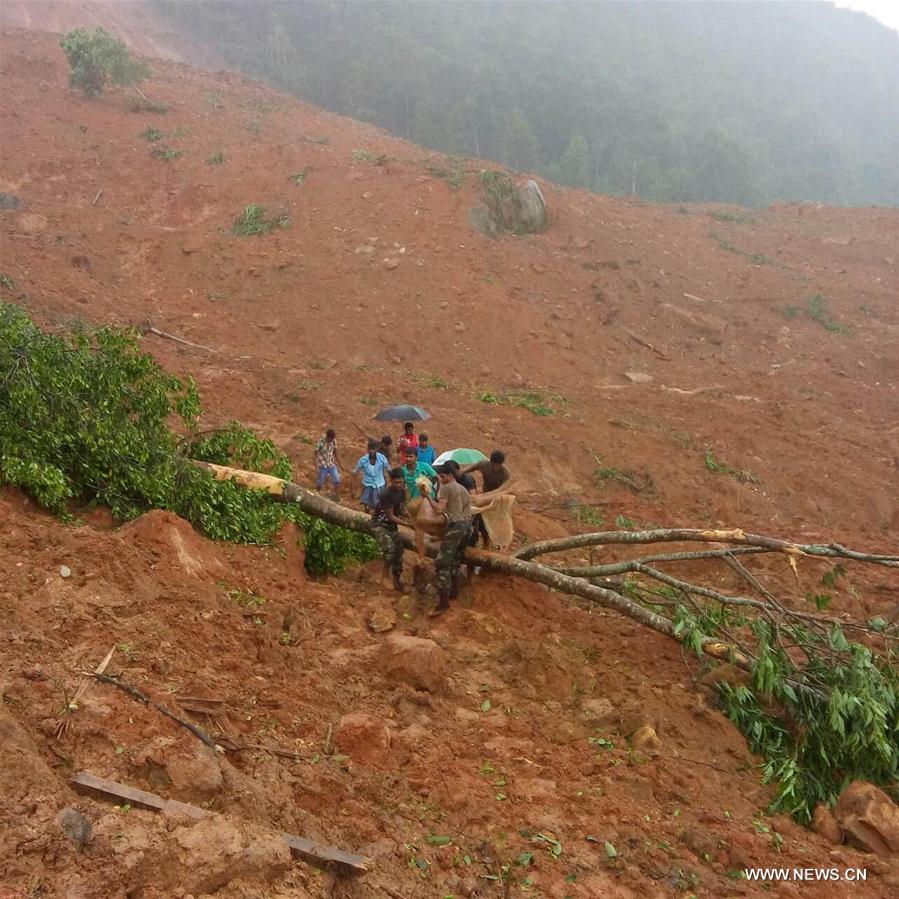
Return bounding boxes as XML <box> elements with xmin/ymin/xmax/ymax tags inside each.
<box><xmin>2</xmin><ymin>302</ymin><xmax>897</xmax><ymax>824</ymax></box>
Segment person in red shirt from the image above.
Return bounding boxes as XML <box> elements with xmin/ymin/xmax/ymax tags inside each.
<box><xmin>396</xmin><ymin>421</ymin><xmax>419</xmax><ymax>463</ymax></box>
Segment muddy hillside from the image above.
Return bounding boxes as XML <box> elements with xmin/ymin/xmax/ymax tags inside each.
<box><xmin>1</xmin><ymin>28</ymin><xmax>898</xmax><ymax>899</ymax></box>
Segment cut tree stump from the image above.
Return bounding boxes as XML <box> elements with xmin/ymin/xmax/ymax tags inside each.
<box><xmin>70</xmin><ymin>771</ymin><xmax>370</xmax><ymax>875</ymax></box>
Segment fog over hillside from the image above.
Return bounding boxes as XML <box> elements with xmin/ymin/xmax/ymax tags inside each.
<box><xmin>157</xmin><ymin>0</ymin><xmax>899</xmax><ymax>207</ymax></box>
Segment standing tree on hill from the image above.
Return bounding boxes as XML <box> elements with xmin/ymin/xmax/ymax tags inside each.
<box><xmin>503</xmin><ymin>107</ymin><xmax>539</xmax><ymax>172</ymax></box>
<box><xmin>60</xmin><ymin>27</ymin><xmax>149</xmax><ymax>97</ymax></box>
<box><xmin>559</xmin><ymin>133</ymin><xmax>591</xmax><ymax>188</ymax></box>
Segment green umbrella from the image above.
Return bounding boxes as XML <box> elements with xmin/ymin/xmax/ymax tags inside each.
<box><xmin>433</xmin><ymin>448</ymin><xmax>488</xmax><ymax>466</ymax></box>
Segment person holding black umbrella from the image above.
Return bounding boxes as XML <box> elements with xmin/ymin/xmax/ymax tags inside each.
<box><xmin>397</xmin><ymin>421</ymin><xmax>419</xmax><ymax>463</ymax></box>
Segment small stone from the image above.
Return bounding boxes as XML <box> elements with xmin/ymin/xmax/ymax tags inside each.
<box><xmin>367</xmin><ymin>607</ymin><xmax>397</xmax><ymax>634</ymax></box>
<box><xmin>59</xmin><ymin>565</ymin><xmax>72</xmax><ymax>579</ymax></box>
<box><xmin>623</xmin><ymin>371</ymin><xmax>653</xmax><ymax>384</ymax></box>
<box><xmin>58</xmin><ymin>807</ymin><xmax>91</xmax><ymax>850</ymax></box>
<box><xmin>362</xmin><ymin>191</ymin><xmax>373</xmax><ymax>199</ymax></box>
<box><xmin>354</xmin><ymin>244</ymin><xmax>375</xmax><ymax>254</ymax></box>
<box><xmin>381</xmin><ymin>634</ymin><xmax>447</xmax><ymax>692</ymax></box>
<box><xmin>453</xmin><ymin>321</ymin><xmax>466</xmax><ymax>333</ymax></box>
<box><xmin>630</xmin><ymin>724</ymin><xmax>662</xmax><ymax>755</ymax></box>
<box><xmin>582</xmin><ymin>697</ymin><xmax>616</xmax><ymax>725</ymax></box>
<box><xmin>811</xmin><ymin>804</ymin><xmax>843</xmax><ymax>845</ymax></box>
<box><xmin>383</xmin><ymin>258</ymin><xmax>399</xmax><ymax>270</ymax></box>
<box><xmin>334</xmin><ymin>712</ymin><xmax>391</xmax><ymax>765</ymax></box>
<box><xmin>180</xmin><ymin>234</ymin><xmax>204</xmax><ymax>254</ymax></box>
<box><xmin>439</xmin><ymin>301</ymin><xmax>449</xmax><ymax>309</ymax></box>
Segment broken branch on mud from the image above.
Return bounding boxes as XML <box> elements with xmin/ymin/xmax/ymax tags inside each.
<box><xmin>139</xmin><ymin>320</ymin><xmax>216</xmax><ymax>353</ymax></box>
<box><xmin>90</xmin><ymin>672</ymin><xmax>224</xmax><ymax>752</ymax></box>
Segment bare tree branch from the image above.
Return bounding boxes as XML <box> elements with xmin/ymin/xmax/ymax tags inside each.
<box><xmin>553</xmin><ymin>545</ymin><xmax>770</xmax><ymax>577</ymax></box>
<box><xmin>514</xmin><ymin>527</ymin><xmax>899</xmax><ymax>567</ymax></box>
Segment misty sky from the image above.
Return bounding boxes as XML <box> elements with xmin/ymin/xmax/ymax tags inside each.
<box><xmin>837</xmin><ymin>0</ymin><xmax>899</xmax><ymax>32</ymax></box>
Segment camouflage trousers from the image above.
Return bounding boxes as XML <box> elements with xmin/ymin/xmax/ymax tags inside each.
<box><xmin>436</xmin><ymin>521</ymin><xmax>473</xmax><ymax>596</ymax></box>
<box><xmin>371</xmin><ymin>524</ymin><xmax>404</xmax><ymax>577</ymax></box>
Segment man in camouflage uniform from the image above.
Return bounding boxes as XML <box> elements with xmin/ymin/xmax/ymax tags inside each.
<box><xmin>425</xmin><ymin>461</ymin><xmax>473</xmax><ymax>616</ymax></box>
<box><xmin>370</xmin><ymin>468</ymin><xmax>407</xmax><ymax>591</ymax></box>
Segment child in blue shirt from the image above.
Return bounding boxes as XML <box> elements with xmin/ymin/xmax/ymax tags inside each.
<box><xmin>417</xmin><ymin>433</ymin><xmax>436</xmax><ymax>466</ymax></box>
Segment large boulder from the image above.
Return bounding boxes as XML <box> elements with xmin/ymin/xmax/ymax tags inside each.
<box><xmin>470</xmin><ymin>172</ymin><xmax>548</xmax><ymax>237</ymax></box>
<box><xmin>833</xmin><ymin>781</ymin><xmax>899</xmax><ymax>855</ymax></box>
<box><xmin>518</xmin><ymin>180</ymin><xmax>548</xmax><ymax>232</ymax></box>
<box><xmin>380</xmin><ymin>634</ymin><xmax>447</xmax><ymax>692</ymax></box>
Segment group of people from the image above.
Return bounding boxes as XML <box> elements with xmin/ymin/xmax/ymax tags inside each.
<box><xmin>313</xmin><ymin>422</ymin><xmax>511</xmax><ymax>616</ymax></box>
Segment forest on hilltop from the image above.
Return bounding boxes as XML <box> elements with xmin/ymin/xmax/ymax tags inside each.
<box><xmin>157</xmin><ymin>0</ymin><xmax>899</xmax><ymax>207</ymax></box>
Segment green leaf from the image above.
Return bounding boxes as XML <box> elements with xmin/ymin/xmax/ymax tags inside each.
<box><xmin>604</xmin><ymin>841</ymin><xmax>617</xmax><ymax>859</ymax></box>
<box><xmin>480</xmin><ymin>699</ymin><xmax>492</xmax><ymax>713</ymax></box>
<box><xmin>427</xmin><ymin>835</ymin><xmax>452</xmax><ymax>846</ymax></box>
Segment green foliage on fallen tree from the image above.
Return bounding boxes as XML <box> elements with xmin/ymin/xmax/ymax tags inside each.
<box><xmin>670</xmin><ymin>600</ymin><xmax>899</xmax><ymax>824</ymax></box>
<box><xmin>0</xmin><ymin>303</ymin><xmax>376</xmax><ymax>574</ymax></box>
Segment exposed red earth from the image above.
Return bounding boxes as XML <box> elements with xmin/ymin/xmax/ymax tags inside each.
<box><xmin>1</xmin><ymin>24</ymin><xmax>897</xmax><ymax>899</ymax></box>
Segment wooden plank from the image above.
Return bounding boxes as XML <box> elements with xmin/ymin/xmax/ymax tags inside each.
<box><xmin>281</xmin><ymin>832</ymin><xmax>371</xmax><ymax>872</ymax></box>
<box><xmin>71</xmin><ymin>770</ymin><xmax>171</xmax><ymax>813</ymax></box>
<box><xmin>70</xmin><ymin>771</ymin><xmax>369</xmax><ymax>875</ymax></box>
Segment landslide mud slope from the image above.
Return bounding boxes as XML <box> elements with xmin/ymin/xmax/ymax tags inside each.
<box><xmin>1</xmin><ymin>29</ymin><xmax>898</xmax><ymax>898</ymax></box>
<box><xmin>1</xmin><ymin>33</ymin><xmax>896</xmax><ymax>544</ymax></box>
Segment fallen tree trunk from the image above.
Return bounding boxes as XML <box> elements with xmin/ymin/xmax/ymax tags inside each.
<box><xmin>192</xmin><ymin>461</ymin><xmax>745</xmax><ymax>665</ymax></box>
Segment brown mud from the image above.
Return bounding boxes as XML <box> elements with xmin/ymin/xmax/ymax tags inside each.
<box><xmin>1</xmin><ymin>27</ymin><xmax>897</xmax><ymax>899</ymax></box>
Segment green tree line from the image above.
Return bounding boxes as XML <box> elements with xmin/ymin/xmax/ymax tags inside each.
<box><xmin>156</xmin><ymin>0</ymin><xmax>899</xmax><ymax>206</ymax></box>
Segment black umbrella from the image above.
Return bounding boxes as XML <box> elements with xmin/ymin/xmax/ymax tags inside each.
<box><xmin>374</xmin><ymin>404</ymin><xmax>431</xmax><ymax>422</ymax></box>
